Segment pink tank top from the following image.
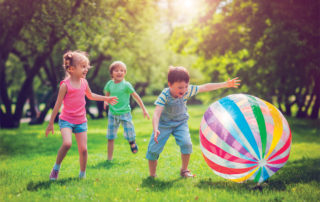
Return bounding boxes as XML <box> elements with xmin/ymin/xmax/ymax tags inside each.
<box><xmin>59</xmin><ymin>78</ymin><xmax>88</xmax><ymax>124</ymax></box>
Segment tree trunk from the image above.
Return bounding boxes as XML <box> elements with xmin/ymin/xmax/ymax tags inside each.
<box><xmin>301</xmin><ymin>93</ymin><xmax>315</xmax><ymax>118</ymax></box>
<box><xmin>28</xmin><ymin>89</ymin><xmax>40</xmax><ymax>119</ymax></box>
<box><xmin>96</xmin><ymin>101</ymin><xmax>104</xmax><ymax>118</ymax></box>
<box><xmin>29</xmin><ymin>90</ymin><xmax>58</xmax><ymax>125</ymax></box>
<box><xmin>310</xmin><ymin>81</ymin><xmax>320</xmax><ymax>119</ymax></box>
<box><xmin>277</xmin><ymin>96</ymin><xmax>284</xmax><ymax>113</ymax></box>
<box><xmin>285</xmin><ymin>103</ymin><xmax>292</xmax><ymax>117</ymax></box>
<box><xmin>0</xmin><ymin>110</ymin><xmax>18</xmax><ymax>128</ymax></box>
<box><xmin>0</xmin><ymin>0</ymin><xmax>42</xmax><ymax>128</ymax></box>
<box><xmin>12</xmin><ymin>52</ymin><xmax>52</xmax><ymax>127</ymax></box>
<box><xmin>0</xmin><ymin>58</ymin><xmax>15</xmax><ymax>128</ymax></box>
<box><xmin>296</xmin><ymin>90</ymin><xmax>308</xmax><ymax>118</ymax></box>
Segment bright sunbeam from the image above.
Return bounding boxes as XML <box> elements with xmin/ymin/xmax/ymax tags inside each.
<box><xmin>182</xmin><ymin>0</ymin><xmax>194</xmax><ymax>9</ymax></box>
<box><xmin>176</xmin><ymin>0</ymin><xmax>196</xmax><ymax>14</ymax></box>
<box><xmin>158</xmin><ymin>0</ymin><xmax>203</xmax><ymax>32</ymax></box>
<box><xmin>173</xmin><ymin>0</ymin><xmax>200</xmax><ymax>24</ymax></box>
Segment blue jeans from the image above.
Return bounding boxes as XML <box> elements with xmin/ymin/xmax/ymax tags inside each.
<box><xmin>146</xmin><ymin>120</ymin><xmax>192</xmax><ymax>160</ymax></box>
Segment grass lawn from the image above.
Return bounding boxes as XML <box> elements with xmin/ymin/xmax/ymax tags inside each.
<box><xmin>0</xmin><ymin>105</ymin><xmax>319</xmax><ymax>201</ymax></box>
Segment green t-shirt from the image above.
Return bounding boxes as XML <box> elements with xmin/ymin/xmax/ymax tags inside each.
<box><xmin>104</xmin><ymin>79</ymin><xmax>135</xmax><ymax>115</ymax></box>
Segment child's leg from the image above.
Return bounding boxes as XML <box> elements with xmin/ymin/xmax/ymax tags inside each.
<box><xmin>107</xmin><ymin>139</ymin><xmax>114</xmax><ymax>160</ymax></box>
<box><xmin>146</xmin><ymin>124</ymin><xmax>172</xmax><ymax>177</ymax></box>
<box><xmin>75</xmin><ymin>131</ymin><xmax>87</xmax><ymax>172</ymax></box>
<box><xmin>181</xmin><ymin>153</ymin><xmax>190</xmax><ymax>171</ymax></box>
<box><xmin>50</xmin><ymin>128</ymin><xmax>72</xmax><ymax>180</ymax></box>
<box><xmin>56</xmin><ymin>128</ymin><xmax>73</xmax><ymax>165</ymax></box>
<box><xmin>172</xmin><ymin>121</ymin><xmax>194</xmax><ymax>177</ymax></box>
<box><xmin>148</xmin><ymin>160</ymin><xmax>157</xmax><ymax>177</ymax></box>
<box><xmin>121</xmin><ymin>113</ymin><xmax>137</xmax><ymax>153</ymax></box>
<box><xmin>106</xmin><ymin>112</ymin><xmax>119</xmax><ymax>160</ymax></box>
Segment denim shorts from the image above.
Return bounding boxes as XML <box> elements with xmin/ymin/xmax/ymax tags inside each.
<box><xmin>107</xmin><ymin>111</ymin><xmax>135</xmax><ymax>141</ymax></box>
<box><xmin>59</xmin><ymin>119</ymin><xmax>88</xmax><ymax>133</ymax></box>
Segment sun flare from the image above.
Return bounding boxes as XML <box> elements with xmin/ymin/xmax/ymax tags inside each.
<box><xmin>172</xmin><ymin>0</ymin><xmax>200</xmax><ymax>24</ymax></box>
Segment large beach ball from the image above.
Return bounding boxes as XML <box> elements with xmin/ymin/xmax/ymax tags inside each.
<box><xmin>199</xmin><ymin>94</ymin><xmax>291</xmax><ymax>183</ymax></box>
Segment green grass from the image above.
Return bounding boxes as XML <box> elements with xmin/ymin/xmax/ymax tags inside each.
<box><xmin>0</xmin><ymin>105</ymin><xmax>319</xmax><ymax>201</ymax></box>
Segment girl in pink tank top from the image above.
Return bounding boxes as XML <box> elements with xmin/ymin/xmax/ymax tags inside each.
<box><xmin>45</xmin><ymin>51</ymin><xmax>118</xmax><ymax>180</ymax></box>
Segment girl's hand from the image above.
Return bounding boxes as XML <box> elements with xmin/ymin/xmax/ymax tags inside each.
<box><xmin>226</xmin><ymin>77</ymin><xmax>241</xmax><ymax>88</ymax></box>
<box><xmin>105</xmin><ymin>96</ymin><xmax>118</xmax><ymax>105</ymax></box>
<box><xmin>45</xmin><ymin>124</ymin><xmax>54</xmax><ymax>137</ymax></box>
<box><xmin>103</xmin><ymin>101</ymin><xmax>109</xmax><ymax>110</ymax></box>
<box><xmin>154</xmin><ymin>129</ymin><xmax>160</xmax><ymax>144</ymax></box>
<box><xmin>143</xmin><ymin>109</ymin><xmax>150</xmax><ymax>120</ymax></box>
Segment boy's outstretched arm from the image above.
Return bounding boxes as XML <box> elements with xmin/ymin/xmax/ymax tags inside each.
<box><xmin>198</xmin><ymin>77</ymin><xmax>241</xmax><ymax>93</ymax></box>
<box><xmin>132</xmin><ymin>92</ymin><xmax>150</xmax><ymax>119</ymax></box>
<box><xmin>152</xmin><ymin>106</ymin><xmax>164</xmax><ymax>144</ymax></box>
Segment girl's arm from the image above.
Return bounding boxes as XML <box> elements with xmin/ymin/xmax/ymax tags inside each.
<box><xmin>198</xmin><ymin>77</ymin><xmax>241</xmax><ymax>93</ymax></box>
<box><xmin>45</xmin><ymin>84</ymin><xmax>67</xmax><ymax>137</ymax></box>
<box><xmin>131</xmin><ymin>92</ymin><xmax>150</xmax><ymax>119</ymax></box>
<box><xmin>152</xmin><ymin>105</ymin><xmax>164</xmax><ymax>144</ymax></box>
<box><xmin>85</xmin><ymin>85</ymin><xmax>118</xmax><ymax>105</ymax></box>
<box><xmin>104</xmin><ymin>92</ymin><xmax>110</xmax><ymax>110</ymax></box>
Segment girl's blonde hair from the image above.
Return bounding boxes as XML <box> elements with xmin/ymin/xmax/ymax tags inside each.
<box><xmin>109</xmin><ymin>61</ymin><xmax>127</xmax><ymax>77</ymax></box>
<box><xmin>63</xmin><ymin>51</ymin><xmax>90</xmax><ymax>77</ymax></box>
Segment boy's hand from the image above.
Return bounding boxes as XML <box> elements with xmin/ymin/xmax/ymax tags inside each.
<box><xmin>154</xmin><ymin>130</ymin><xmax>160</xmax><ymax>144</ymax></box>
<box><xmin>45</xmin><ymin>124</ymin><xmax>54</xmax><ymax>137</ymax></box>
<box><xmin>227</xmin><ymin>77</ymin><xmax>241</xmax><ymax>88</ymax></box>
<box><xmin>106</xmin><ymin>96</ymin><xmax>118</xmax><ymax>105</ymax></box>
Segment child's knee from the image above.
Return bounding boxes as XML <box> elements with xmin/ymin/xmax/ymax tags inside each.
<box><xmin>180</xmin><ymin>143</ymin><xmax>193</xmax><ymax>154</ymax></box>
<box><xmin>62</xmin><ymin>142</ymin><xmax>72</xmax><ymax>149</ymax></box>
<box><xmin>146</xmin><ymin>151</ymin><xmax>160</xmax><ymax>161</ymax></box>
<box><xmin>108</xmin><ymin>139</ymin><xmax>114</xmax><ymax>143</ymax></box>
<box><xmin>81</xmin><ymin>149</ymin><xmax>87</xmax><ymax>157</ymax></box>
<box><xmin>80</xmin><ymin>146</ymin><xmax>87</xmax><ymax>155</ymax></box>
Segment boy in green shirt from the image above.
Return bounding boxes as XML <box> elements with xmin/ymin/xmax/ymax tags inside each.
<box><xmin>104</xmin><ymin>61</ymin><xmax>150</xmax><ymax>160</ymax></box>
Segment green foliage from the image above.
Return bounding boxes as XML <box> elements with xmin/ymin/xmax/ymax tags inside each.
<box><xmin>0</xmin><ymin>105</ymin><xmax>320</xmax><ymax>201</ymax></box>
<box><xmin>1</xmin><ymin>0</ymin><xmax>199</xmax><ymax>127</ymax></box>
<box><xmin>170</xmin><ymin>0</ymin><xmax>320</xmax><ymax>118</ymax></box>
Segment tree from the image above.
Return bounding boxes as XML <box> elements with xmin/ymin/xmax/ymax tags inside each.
<box><xmin>0</xmin><ymin>0</ymin><xmax>177</xmax><ymax>128</ymax></box>
<box><xmin>171</xmin><ymin>0</ymin><xmax>320</xmax><ymax>118</ymax></box>
<box><xmin>0</xmin><ymin>0</ymin><xmax>106</xmax><ymax>128</ymax></box>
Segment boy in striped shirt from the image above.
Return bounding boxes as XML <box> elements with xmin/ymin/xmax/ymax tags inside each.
<box><xmin>146</xmin><ymin>66</ymin><xmax>240</xmax><ymax>178</ymax></box>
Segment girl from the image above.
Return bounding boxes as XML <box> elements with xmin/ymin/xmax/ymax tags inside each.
<box><xmin>45</xmin><ymin>51</ymin><xmax>118</xmax><ymax>180</ymax></box>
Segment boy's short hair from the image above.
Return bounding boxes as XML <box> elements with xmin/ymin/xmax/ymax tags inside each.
<box><xmin>168</xmin><ymin>66</ymin><xmax>190</xmax><ymax>84</ymax></box>
<box><xmin>109</xmin><ymin>61</ymin><xmax>127</xmax><ymax>76</ymax></box>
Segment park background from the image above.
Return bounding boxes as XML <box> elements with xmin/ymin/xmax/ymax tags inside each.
<box><xmin>0</xmin><ymin>0</ymin><xmax>319</xmax><ymax>201</ymax></box>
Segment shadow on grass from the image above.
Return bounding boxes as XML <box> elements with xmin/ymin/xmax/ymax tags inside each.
<box><xmin>197</xmin><ymin>179</ymin><xmax>255</xmax><ymax>190</ymax></box>
<box><xmin>141</xmin><ymin>176</ymin><xmax>182</xmax><ymax>191</ymax></box>
<box><xmin>27</xmin><ymin>177</ymin><xmax>78</xmax><ymax>191</ymax></box>
<box><xmin>88</xmin><ymin>160</ymin><xmax>130</xmax><ymax>170</ymax></box>
<box><xmin>196</xmin><ymin>158</ymin><xmax>320</xmax><ymax>192</ymax></box>
<box><xmin>0</xmin><ymin>134</ymin><xmax>60</xmax><ymax>157</ymax></box>
<box><xmin>267</xmin><ymin>158</ymin><xmax>320</xmax><ymax>189</ymax></box>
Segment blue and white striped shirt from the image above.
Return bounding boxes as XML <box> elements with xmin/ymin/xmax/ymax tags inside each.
<box><xmin>155</xmin><ymin>85</ymin><xmax>199</xmax><ymax>106</ymax></box>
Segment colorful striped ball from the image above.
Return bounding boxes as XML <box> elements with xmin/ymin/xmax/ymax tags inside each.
<box><xmin>200</xmin><ymin>94</ymin><xmax>291</xmax><ymax>183</ymax></box>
